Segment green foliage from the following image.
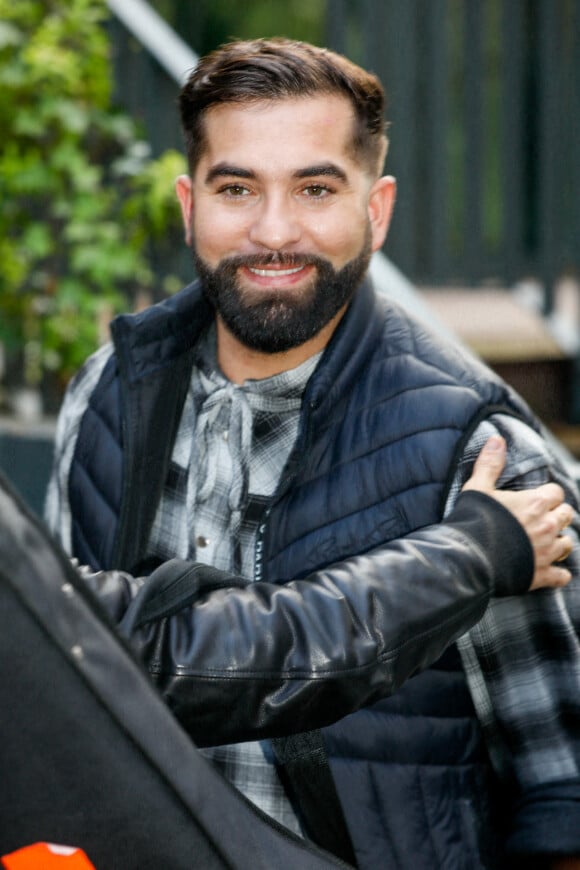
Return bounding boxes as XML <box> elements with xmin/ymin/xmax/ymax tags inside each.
<box><xmin>0</xmin><ymin>0</ymin><xmax>186</xmax><ymax>399</ymax></box>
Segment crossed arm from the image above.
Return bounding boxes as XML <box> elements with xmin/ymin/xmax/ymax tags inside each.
<box><xmin>76</xmin><ymin>436</ymin><xmax>574</xmax><ymax>746</ymax></box>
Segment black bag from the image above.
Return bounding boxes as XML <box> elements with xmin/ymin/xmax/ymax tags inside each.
<box><xmin>0</xmin><ymin>472</ymin><xmax>348</xmax><ymax>869</ymax></box>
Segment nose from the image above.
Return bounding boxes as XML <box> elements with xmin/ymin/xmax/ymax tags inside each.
<box><xmin>248</xmin><ymin>194</ymin><xmax>302</xmax><ymax>251</ymax></box>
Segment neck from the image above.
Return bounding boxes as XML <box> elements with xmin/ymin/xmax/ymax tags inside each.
<box><xmin>216</xmin><ymin>307</ymin><xmax>347</xmax><ymax>384</ymax></box>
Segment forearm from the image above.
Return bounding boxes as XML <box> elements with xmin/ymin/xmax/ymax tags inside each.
<box><xmin>80</xmin><ymin>490</ymin><xmax>533</xmax><ymax>745</ymax></box>
<box><xmin>78</xmin><ymin>560</ymin><xmax>145</xmax><ymax>623</ymax></box>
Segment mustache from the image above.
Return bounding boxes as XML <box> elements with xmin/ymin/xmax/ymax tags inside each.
<box><xmin>219</xmin><ymin>252</ymin><xmax>328</xmax><ymax>270</ymax></box>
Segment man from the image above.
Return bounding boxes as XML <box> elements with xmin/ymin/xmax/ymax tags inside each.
<box><xmin>46</xmin><ymin>38</ymin><xmax>580</xmax><ymax>869</ymax></box>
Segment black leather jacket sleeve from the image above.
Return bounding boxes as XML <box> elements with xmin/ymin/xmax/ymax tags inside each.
<box><xmin>81</xmin><ymin>490</ymin><xmax>533</xmax><ymax>746</ymax></box>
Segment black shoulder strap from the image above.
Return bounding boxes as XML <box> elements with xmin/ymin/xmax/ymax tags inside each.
<box><xmin>272</xmin><ymin>730</ymin><xmax>358</xmax><ymax>868</ymax></box>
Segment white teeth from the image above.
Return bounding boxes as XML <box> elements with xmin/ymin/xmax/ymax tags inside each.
<box><xmin>248</xmin><ymin>266</ymin><xmax>304</xmax><ymax>277</ymax></box>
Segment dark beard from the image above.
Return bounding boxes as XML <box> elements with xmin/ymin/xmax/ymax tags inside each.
<box><xmin>193</xmin><ymin>238</ymin><xmax>371</xmax><ymax>354</ymax></box>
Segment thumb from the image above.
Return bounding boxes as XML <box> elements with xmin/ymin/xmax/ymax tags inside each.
<box><xmin>462</xmin><ymin>436</ymin><xmax>507</xmax><ymax>494</ymax></box>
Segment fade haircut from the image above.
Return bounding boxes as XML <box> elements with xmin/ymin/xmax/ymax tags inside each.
<box><xmin>179</xmin><ymin>37</ymin><xmax>389</xmax><ymax>177</ymax></box>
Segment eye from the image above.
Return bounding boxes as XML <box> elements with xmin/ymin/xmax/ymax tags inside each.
<box><xmin>219</xmin><ymin>184</ymin><xmax>251</xmax><ymax>198</ymax></box>
<box><xmin>303</xmin><ymin>184</ymin><xmax>332</xmax><ymax>198</ymax></box>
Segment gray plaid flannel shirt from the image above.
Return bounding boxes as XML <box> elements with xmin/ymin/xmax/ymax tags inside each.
<box><xmin>46</xmin><ymin>331</ymin><xmax>580</xmax><ymax>839</ymax></box>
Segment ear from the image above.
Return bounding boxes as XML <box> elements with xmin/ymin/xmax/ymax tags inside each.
<box><xmin>175</xmin><ymin>174</ymin><xmax>194</xmax><ymax>246</ymax></box>
<box><xmin>367</xmin><ymin>175</ymin><xmax>397</xmax><ymax>252</ymax></box>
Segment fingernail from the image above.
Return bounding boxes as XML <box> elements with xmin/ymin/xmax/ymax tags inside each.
<box><xmin>484</xmin><ymin>436</ymin><xmax>503</xmax><ymax>451</ymax></box>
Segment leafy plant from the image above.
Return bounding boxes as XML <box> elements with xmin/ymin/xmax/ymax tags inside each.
<box><xmin>0</xmin><ymin>0</ymin><xmax>186</xmax><ymax>410</ymax></box>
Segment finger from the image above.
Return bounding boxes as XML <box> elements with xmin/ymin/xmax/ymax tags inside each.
<box><xmin>556</xmin><ymin>504</ymin><xmax>575</xmax><ymax>532</ymax></box>
<box><xmin>462</xmin><ymin>436</ymin><xmax>506</xmax><ymax>493</ymax></box>
<box><xmin>529</xmin><ymin>482</ymin><xmax>567</xmax><ymax>512</ymax></box>
<box><xmin>530</xmin><ymin>564</ymin><xmax>572</xmax><ymax>591</ymax></box>
<box><xmin>532</xmin><ymin>524</ymin><xmax>574</xmax><ymax>568</ymax></box>
<box><xmin>554</xmin><ymin>534</ymin><xmax>574</xmax><ymax>563</ymax></box>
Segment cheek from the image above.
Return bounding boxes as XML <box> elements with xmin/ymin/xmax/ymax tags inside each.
<box><xmin>308</xmin><ymin>210</ymin><xmax>369</xmax><ymax>260</ymax></box>
<box><xmin>191</xmin><ymin>218</ymin><xmax>213</xmax><ymax>257</ymax></box>
<box><xmin>192</xmin><ymin>206</ymin><xmax>247</xmax><ymax>261</ymax></box>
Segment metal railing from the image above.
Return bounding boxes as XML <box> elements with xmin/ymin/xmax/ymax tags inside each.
<box><xmin>326</xmin><ymin>0</ymin><xmax>580</xmax><ymax>306</ymax></box>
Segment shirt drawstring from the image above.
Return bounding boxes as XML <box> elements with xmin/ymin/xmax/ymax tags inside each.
<box><xmin>191</xmin><ymin>376</ymin><xmax>253</xmax><ymax>565</ymax></box>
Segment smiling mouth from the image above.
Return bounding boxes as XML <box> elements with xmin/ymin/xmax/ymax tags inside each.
<box><xmin>248</xmin><ymin>265</ymin><xmax>307</xmax><ymax>278</ymax></box>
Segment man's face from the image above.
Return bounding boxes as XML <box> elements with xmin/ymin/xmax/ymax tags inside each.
<box><xmin>176</xmin><ymin>95</ymin><xmax>395</xmax><ymax>353</ymax></box>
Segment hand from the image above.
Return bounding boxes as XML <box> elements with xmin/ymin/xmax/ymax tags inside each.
<box><xmin>463</xmin><ymin>435</ymin><xmax>574</xmax><ymax>591</ymax></box>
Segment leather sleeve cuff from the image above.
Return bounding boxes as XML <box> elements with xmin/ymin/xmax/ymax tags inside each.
<box><xmin>446</xmin><ymin>490</ymin><xmax>534</xmax><ymax>596</ymax></box>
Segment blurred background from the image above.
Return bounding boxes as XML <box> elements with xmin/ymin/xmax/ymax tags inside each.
<box><xmin>1</xmin><ymin>0</ymin><xmax>579</xmax><ymax>514</ymax></box>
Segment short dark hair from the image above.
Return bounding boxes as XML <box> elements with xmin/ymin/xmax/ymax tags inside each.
<box><xmin>179</xmin><ymin>37</ymin><xmax>388</xmax><ymax>176</ymax></box>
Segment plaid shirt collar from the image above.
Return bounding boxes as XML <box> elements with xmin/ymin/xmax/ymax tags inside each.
<box><xmin>146</xmin><ymin>325</ymin><xmax>320</xmax><ymax>575</ymax></box>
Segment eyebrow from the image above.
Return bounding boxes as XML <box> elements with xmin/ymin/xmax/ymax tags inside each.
<box><xmin>293</xmin><ymin>163</ymin><xmax>348</xmax><ymax>183</ymax></box>
<box><xmin>204</xmin><ymin>164</ymin><xmax>256</xmax><ymax>184</ymax></box>
<box><xmin>204</xmin><ymin>162</ymin><xmax>348</xmax><ymax>185</ymax></box>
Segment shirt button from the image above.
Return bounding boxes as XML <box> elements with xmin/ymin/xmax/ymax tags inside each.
<box><xmin>222</xmin><ymin>430</ymin><xmax>229</xmax><ymax>441</ymax></box>
<box><xmin>196</xmin><ymin>535</ymin><xmax>210</xmax><ymax>548</ymax></box>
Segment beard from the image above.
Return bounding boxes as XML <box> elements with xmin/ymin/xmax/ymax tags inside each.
<box><xmin>193</xmin><ymin>233</ymin><xmax>372</xmax><ymax>354</ymax></box>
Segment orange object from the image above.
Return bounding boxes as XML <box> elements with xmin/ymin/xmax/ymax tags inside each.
<box><xmin>1</xmin><ymin>843</ymin><xmax>96</xmax><ymax>869</ymax></box>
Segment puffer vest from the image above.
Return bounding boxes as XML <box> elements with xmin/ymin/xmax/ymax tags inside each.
<box><xmin>70</xmin><ymin>279</ymin><xmax>539</xmax><ymax>869</ymax></box>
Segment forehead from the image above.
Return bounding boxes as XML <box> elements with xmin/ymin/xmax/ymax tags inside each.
<box><xmin>196</xmin><ymin>95</ymin><xmax>359</xmax><ymax>176</ymax></box>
